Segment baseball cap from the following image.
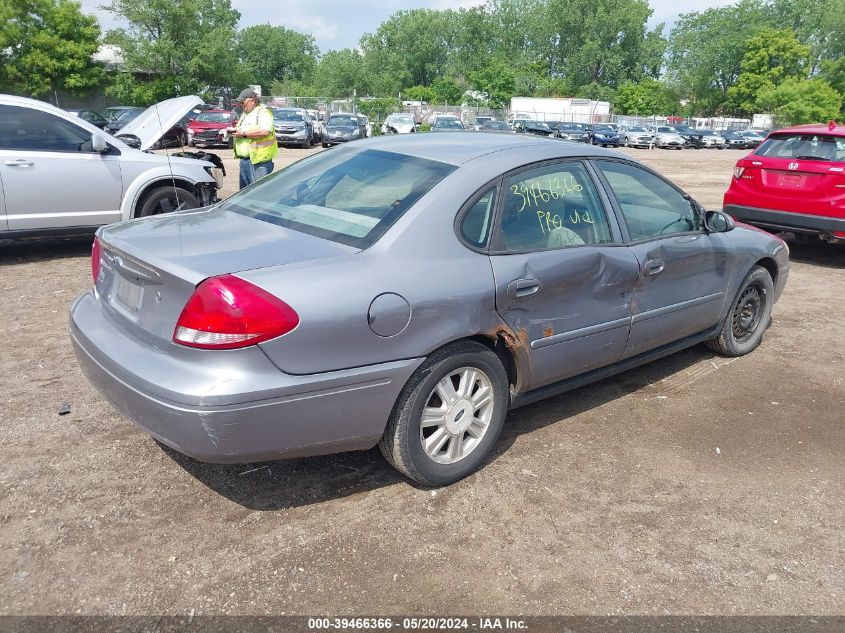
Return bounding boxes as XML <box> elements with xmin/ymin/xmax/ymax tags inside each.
<box><xmin>235</xmin><ymin>88</ymin><xmax>259</xmax><ymax>102</ymax></box>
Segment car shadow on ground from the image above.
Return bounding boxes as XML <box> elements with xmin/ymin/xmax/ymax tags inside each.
<box><xmin>785</xmin><ymin>240</ymin><xmax>845</xmax><ymax>269</ymax></box>
<box><xmin>0</xmin><ymin>235</ymin><xmax>94</xmax><ymax>266</ymax></box>
<box><xmin>164</xmin><ymin>345</ymin><xmax>719</xmax><ymax>511</ymax></box>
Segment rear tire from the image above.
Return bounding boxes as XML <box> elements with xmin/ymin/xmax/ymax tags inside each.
<box><xmin>321</xmin><ymin>142</ymin><xmax>329</xmax><ymax>148</ymax></box>
<box><xmin>135</xmin><ymin>186</ymin><xmax>200</xmax><ymax>218</ymax></box>
<box><xmin>705</xmin><ymin>265</ymin><xmax>774</xmax><ymax>357</ymax></box>
<box><xmin>379</xmin><ymin>341</ymin><xmax>509</xmax><ymax>486</ymax></box>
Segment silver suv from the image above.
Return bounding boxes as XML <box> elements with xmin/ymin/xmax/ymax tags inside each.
<box><xmin>0</xmin><ymin>94</ymin><xmax>221</xmax><ymax>237</ymax></box>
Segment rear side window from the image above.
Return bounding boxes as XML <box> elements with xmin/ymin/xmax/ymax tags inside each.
<box><xmin>756</xmin><ymin>134</ymin><xmax>842</xmax><ymax>161</ymax></box>
<box><xmin>596</xmin><ymin>160</ymin><xmax>702</xmax><ymax>241</ymax></box>
<box><xmin>0</xmin><ymin>104</ymin><xmax>96</xmax><ymax>152</ymax></box>
<box><xmin>218</xmin><ymin>148</ymin><xmax>456</xmax><ymax>249</ymax></box>
<box><xmin>460</xmin><ymin>187</ymin><xmax>497</xmax><ymax>248</ymax></box>
<box><xmin>499</xmin><ymin>161</ymin><xmax>613</xmax><ymax>252</ymax></box>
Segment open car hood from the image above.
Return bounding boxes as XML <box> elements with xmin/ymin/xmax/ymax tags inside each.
<box><xmin>116</xmin><ymin>95</ymin><xmax>203</xmax><ymax>151</ymax></box>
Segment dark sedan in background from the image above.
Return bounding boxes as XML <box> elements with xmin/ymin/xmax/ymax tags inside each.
<box><xmin>67</xmin><ymin>109</ymin><xmax>108</xmax><ymax>129</ymax></box>
<box><xmin>588</xmin><ymin>124</ymin><xmax>620</xmax><ymax>147</ymax></box>
<box><xmin>519</xmin><ymin>121</ymin><xmax>553</xmax><ymax>137</ymax></box>
<box><xmin>104</xmin><ymin>107</ymin><xmax>144</xmax><ymax>134</ymax></box>
<box><xmin>722</xmin><ymin>130</ymin><xmax>752</xmax><ymax>149</ymax></box>
<box><xmin>321</xmin><ymin>113</ymin><xmax>367</xmax><ymax>147</ymax></box>
<box><xmin>71</xmin><ymin>133</ymin><xmax>788</xmax><ymax>487</ymax></box>
<box><xmin>555</xmin><ymin>122</ymin><xmax>590</xmax><ymax>142</ymax></box>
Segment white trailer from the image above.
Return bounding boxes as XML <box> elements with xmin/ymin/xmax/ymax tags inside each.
<box><xmin>509</xmin><ymin>97</ymin><xmax>610</xmax><ymax>123</ymax></box>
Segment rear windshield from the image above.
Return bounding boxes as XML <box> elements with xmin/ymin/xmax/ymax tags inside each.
<box><xmin>328</xmin><ymin>115</ymin><xmax>358</xmax><ymax>126</ymax></box>
<box><xmin>275</xmin><ymin>110</ymin><xmax>306</xmax><ymax>122</ymax></box>
<box><xmin>435</xmin><ymin>119</ymin><xmax>463</xmax><ymax>129</ymax></box>
<box><xmin>196</xmin><ymin>112</ymin><xmax>231</xmax><ymax>123</ymax></box>
<box><xmin>217</xmin><ymin>148</ymin><xmax>457</xmax><ymax>249</ymax></box>
<box><xmin>756</xmin><ymin>133</ymin><xmax>843</xmax><ymax>161</ymax></box>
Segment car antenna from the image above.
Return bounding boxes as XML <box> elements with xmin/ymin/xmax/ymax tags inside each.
<box><xmin>152</xmin><ymin>100</ymin><xmax>186</xmax><ymax>211</ymax></box>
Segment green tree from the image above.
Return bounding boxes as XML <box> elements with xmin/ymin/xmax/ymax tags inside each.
<box><xmin>402</xmin><ymin>85</ymin><xmax>436</xmax><ymax>103</ymax></box>
<box><xmin>756</xmin><ymin>78</ymin><xmax>843</xmax><ymax>125</ymax></box>
<box><xmin>667</xmin><ymin>0</ymin><xmax>770</xmax><ymax>113</ymax></box>
<box><xmin>103</xmin><ymin>0</ymin><xmax>243</xmax><ymax>105</ymax></box>
<box><xmin>726</xmin><ymin>28</ymin><xmax>809</xmax><ymax>114</ymax></box>
<box><xmin>0</xmin><ymin>0</ymin><xmax>103</xmax><ymax>98</ymax></box>
<box><xmin>469</xmin><ymin>60</ymin><xmax>517</xmax><ymax>108</ymax></box>
<box><xmin>359</xmin><ymin>9</ymin><xmax>454</xmax><ymax>92</ymax></box>
<box><xmin>431</xmin><ymin>76</ymin><xmax>464</xmax><ymax>105</ymax></box>
<box><xmin>237</xmin><ymin>24</ymin><xmax>318</xmax><ymax>91</ymax></box>
<box><xmin>614</xmin><ymin>79</ymin><xmax>679</xmax><ymax>115</ymax></box>
<box><xmin>312</xmin><ymin>49</ymin><xmax>368</xmax><ymax>98</ymax></box>
<box><xmin>539</xmin><ymin>0</ymin><xmax>665</xmax><ymax>90</ymax></box>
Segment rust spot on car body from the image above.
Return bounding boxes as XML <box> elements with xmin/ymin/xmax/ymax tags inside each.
<box><xmin>543</xmin><ymin>324</ymin><xmax>554</xmax><ymax>338</ymax></box>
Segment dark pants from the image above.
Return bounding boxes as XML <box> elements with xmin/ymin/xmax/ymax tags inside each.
<box><xmin>239</xmin><ymin>158</ymin><xmax>275</xmax><ymax>189</ymax></box>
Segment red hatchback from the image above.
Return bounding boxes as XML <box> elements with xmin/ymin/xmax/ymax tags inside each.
<box><xmin>723</xmin><ymin>122</ymin><xmax>845</xmax><ymax>243</ymax></box>
<box><xmin>186</xmin><ymin>109</ymin><xmax>237</xmax><ymax>148</ymax></box>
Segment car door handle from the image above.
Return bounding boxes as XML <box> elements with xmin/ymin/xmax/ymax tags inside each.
<box><xmin>645</xmin><ymin>259</ymin><xmax>665</xmax><ymax>276</ymax></box>
<box><xmin>507</xmin><ymin>278</ymin><xmax>541</xmax><ymax>299</ymax></box>
<box><xmin>4</xmin><ymin>159</ymin><xmax>34</xmax><ymax>166</ymax></box>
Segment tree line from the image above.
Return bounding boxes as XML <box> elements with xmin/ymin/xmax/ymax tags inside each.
<box><xmin>1</xmin><ymin>0</ymin><xmax>842</xmax><ymax>124</ymax></box>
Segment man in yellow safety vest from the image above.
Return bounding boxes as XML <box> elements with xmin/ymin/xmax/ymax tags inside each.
<box><xmin>229</xmin><ymin>88</ymin><xmax>278</xmax><ymax>189</ymax></box>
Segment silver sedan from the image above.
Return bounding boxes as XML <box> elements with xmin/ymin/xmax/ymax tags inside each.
<box><xmin>71</xmin><ymin>134</ymin><xmax>789</xmax><ymax>486</ymax></box>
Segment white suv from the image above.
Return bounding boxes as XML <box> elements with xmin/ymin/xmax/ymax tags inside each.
<box><xmin>0</xmin><ymin>94</ymin><xmax>221</xmax><ymax>237</ymax></box>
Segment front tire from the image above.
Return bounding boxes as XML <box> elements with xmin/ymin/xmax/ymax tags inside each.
<box><xmin>135</xmin><ymin>186</ymin><xmax>200</xmax><ymax>218</ymax></box>
<box><xmin>705</xmin><ymin>265</ymin><xmax>774</xmax><ymax>357</ymax></box>
<box><xmin>379</xmin><ymin>341</ymin><xmax>509</xmax><ymax>486</ymax></box>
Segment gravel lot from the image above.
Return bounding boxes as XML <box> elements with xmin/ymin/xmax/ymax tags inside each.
<box><xmin>1</xmin><ymin>143</ymin><xmax>843</xmax><ymax>617</ymax></box>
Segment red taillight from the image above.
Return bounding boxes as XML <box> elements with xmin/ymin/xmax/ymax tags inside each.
<box><xmin>733</xmin><ymin>165</ymin><xmax>745</xmax><ymax>179</ymax></box>
<box><xmin>91</xmin><ymin>238</ymin><xmax>101</xmax><ymax>284</ymax></box>
<box><xmin>173</xmin><ymin>274</ymin><xmax>299</xmax><ymax>350</ymax></box>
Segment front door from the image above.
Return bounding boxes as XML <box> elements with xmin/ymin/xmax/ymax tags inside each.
<box><xmin>593</xmin><ymin>159</ymin><xmax>731</xmax><ymax>358</ymax></box>
<box><xmin>0</xmin><ymin>104</ymin><xmax>123</xmax><ymax>231</ymax></box>
<box><xmin>488</xmin><ymin>160</ymin><xmax>640</xmax><ymax>390</ymax></box>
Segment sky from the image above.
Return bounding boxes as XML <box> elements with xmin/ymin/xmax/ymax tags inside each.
<box><xmin>80</xmin><ymin>0</ymin><xmax>737</xmax><ymax>53</ymax></box>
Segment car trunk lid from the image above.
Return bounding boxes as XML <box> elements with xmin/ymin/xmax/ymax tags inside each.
<box><xmin>94</xmin><ymin>207</ymin><xmax>358</xmax><ymax>347</ymax></box>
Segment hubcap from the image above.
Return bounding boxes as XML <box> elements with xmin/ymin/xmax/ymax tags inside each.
<box><xmin>419</xmin><ymin>367</ymin><xmax>495</xmax><ymax>465</ymax></box>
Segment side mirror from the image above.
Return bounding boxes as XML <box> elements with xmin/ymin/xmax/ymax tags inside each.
<box><xmin>91</xmin><ymin>133</ymin><xmax>109</xmax><ymax>153</ymax></box>
<box><xmin>704</xmin><ymin>209</ymin><xmax>736</xmax><ymax>233</ymax></box>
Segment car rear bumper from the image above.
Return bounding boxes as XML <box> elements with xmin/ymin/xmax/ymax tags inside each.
<box><xmin>725</xmin><ymin>204</ymin><xmax>845</xmax><ymax>236</ymax></box>
<box><xmin>70</xmin><ymin>292</ymin><xmax>423</xmax><ymax>463</ymax></box>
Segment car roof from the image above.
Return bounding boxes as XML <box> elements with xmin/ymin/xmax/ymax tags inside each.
<box><xmin>772</xmin><ymin>123</ymin><xmax>844</xmax><ymax>137</ymax></box>
<box><xmin>353</xmin><ymin>132</ymin><xmax>623</xmax><ymax>165</ymax></box>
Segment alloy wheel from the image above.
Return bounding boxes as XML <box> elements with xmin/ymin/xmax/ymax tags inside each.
<box><xmin>419</xmin><ymin>367</ymin><xmax>494</xmax><ymax>464</ymax></box>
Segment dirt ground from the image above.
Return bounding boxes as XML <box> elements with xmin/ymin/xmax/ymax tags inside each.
<box><xmin>1</xmin><ymin>143</ymin><xmax>843</xmax><ymax>617</ymax></box>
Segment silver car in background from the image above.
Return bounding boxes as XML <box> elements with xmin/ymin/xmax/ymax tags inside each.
<box><xmin>650</xmin><ymin>125</ymin><xmax>686</xmax><ymax>149</ymax></box>
<box><xmin>0</xmin><ymin>95</ymin><xmax>220</xmax><ymax>236</ymax></box>
<box><xmin>71</xmin><ymin>134</ymin><xmax>788</xmax><ymax>486</ymax></box>
<box><xmin>698</xmin><ymin>129</ymin><xmax>726</xmax><ymax>148</ymax></box>
<box><xmin>620</xmin><ymin>125</ymin><xmax>654</xmax><ymax>148</ymax></box>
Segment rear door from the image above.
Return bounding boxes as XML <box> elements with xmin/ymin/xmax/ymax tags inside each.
<box><xmin>488</xmin><ymin>160</ymin><xmax>640</xmax><ymax>390</ymax></box>
<box><xmin>0</xmin><ymin>104</ymin><xmax>123</xmax><ymax>231</ymax></box>
<box><xmin>593</xmin><ymin>159</ymin><xmax>731</xmax><ymax>358</ymax></box>
<box><xmin>735</xmin><ymin>133</ymin><xmax>845</xmax><ymax>218</ymax></box>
